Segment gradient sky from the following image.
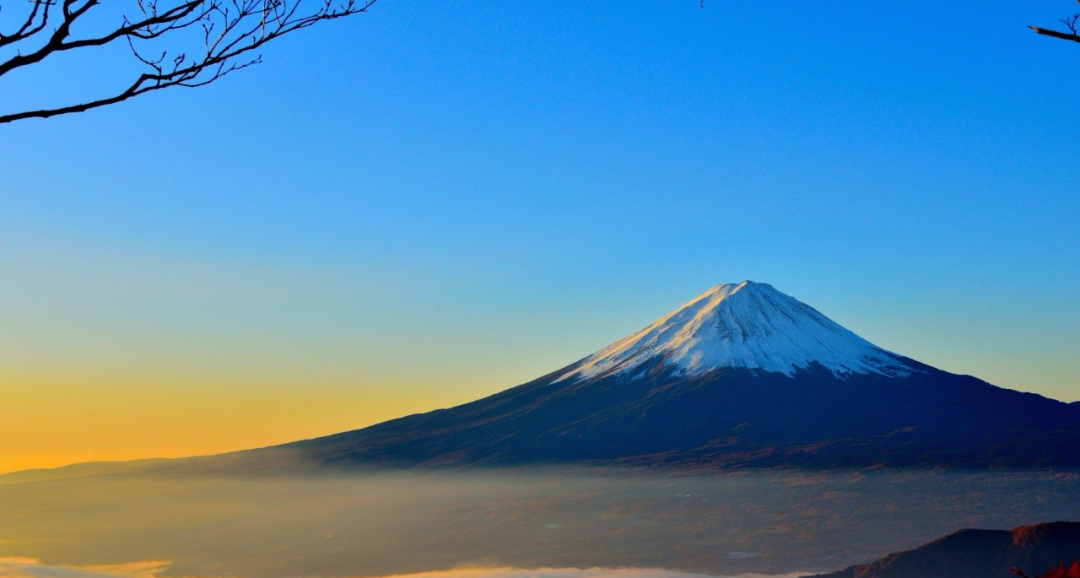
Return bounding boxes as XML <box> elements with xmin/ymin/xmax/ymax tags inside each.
<box><xmin>1</xmin><ymin>1</ymin><xmax>1078</xmax><ymax>473</ymax></box>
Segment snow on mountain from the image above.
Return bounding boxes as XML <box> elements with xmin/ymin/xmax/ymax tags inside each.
<box><xmin>557</xmin><ymin>281</ymin><xmax>914</xmax><ymax>382</ymax></box>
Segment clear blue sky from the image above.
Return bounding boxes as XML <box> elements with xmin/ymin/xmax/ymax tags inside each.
<box><xmin>1</xmin><ymin>1</ymin><xmax>1078</xmax><ymax>468</ymax></box>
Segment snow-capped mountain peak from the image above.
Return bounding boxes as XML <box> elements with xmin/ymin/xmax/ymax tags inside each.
<box><xmin>557</xmin><ymin>281</ymin><xmax>913</xmax><ymax>382</ymax></box>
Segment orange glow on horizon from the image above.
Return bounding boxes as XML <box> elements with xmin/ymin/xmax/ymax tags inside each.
<box><xmin>0</xmin><ymin>371</ymin><xmax>495</xmax><ymax>475</ymax></box>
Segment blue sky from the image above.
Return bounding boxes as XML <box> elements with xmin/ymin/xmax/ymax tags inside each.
<box><xmin>1</xmin><ymin>1</ymin><xmax>1078</xmax><ymax>467</ymax></box>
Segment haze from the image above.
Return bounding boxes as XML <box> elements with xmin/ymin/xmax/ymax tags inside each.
<box><xmin>3</xmin><ymin>465</ymin><xmax>1080</xmax><ymax>578</ymax></box>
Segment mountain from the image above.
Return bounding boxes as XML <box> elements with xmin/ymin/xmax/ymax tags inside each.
<box><xmin>557</xmin><ymin>281</ymin><xmax>912</xmax><ymax>381</ymax></box>
<box><xmin>235</xmin><ymin>281</ymin><xmax>1080</xmax><ymax>470</ymax></box>
<box><xmin>807</xmin><ymin>522</ymin><xmax>1080</xmax><ymax>578</ymax></box>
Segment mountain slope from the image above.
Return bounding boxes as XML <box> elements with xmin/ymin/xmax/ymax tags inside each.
<box><xmin>559</xmin><ymin>282</ymin><xmax>912</xmax><ymax>381</ymax></box>
<box><xmin>807</xmin><ymin>522</ymin><xmax>1080</xmax><ymax>578</ymax></box>
<box><xmin>227</xmin><ymin>281</ymin><xmax>1080</xmax><ymax>470</ymax></box>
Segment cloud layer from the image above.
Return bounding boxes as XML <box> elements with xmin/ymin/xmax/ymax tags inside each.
<box><xmin>0</xmin><ymin>558</ymin><xmax>810</xmax><ymax>578</ymax></box>
<box><xmin>0</xmin><ymin>557</ymin><xmax>170</xmax><ymax>578</ymax></box>
<box><xmin>367</xmin><ymin>569</ymin><xmax>811</xmax><ymax>578</ymax></box>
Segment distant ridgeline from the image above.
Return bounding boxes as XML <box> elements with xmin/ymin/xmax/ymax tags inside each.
<box><xmin>808</xmin><ymin>522</ymin><xmax>1080</xmax><ymax>578</ymax></box>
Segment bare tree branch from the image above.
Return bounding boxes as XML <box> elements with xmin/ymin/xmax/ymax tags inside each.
<box><xmin>1030</xmin><ymin>25</ymin><xmax>1080</xmax><ymax>43</ymax></box>
<box><xmin>0</xmin><ymin>0</ymin><xmax>55</xmax><ymax>48</ymax></box>
<box><xmin>1030</xmin><ymin>1</ymin><xmax>1080</xmax><ymax>44</ymax></box>
<box><xmin>0</xmin><ymin>0</ymin><xmax>376</xmax><ymax>123</ymax></box>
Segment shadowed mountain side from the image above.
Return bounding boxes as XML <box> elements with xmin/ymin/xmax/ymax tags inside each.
<box><xmin>806</xmin><ymin>522</ymin><xmax>1080</xmax><ymax>578</ymax></box>
<box><xmin>225</xmin><ymin>361</ymin><xmax>1080</xmax><ymax>471</ymax></box>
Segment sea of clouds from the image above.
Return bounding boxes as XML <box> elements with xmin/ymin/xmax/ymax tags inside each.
<box><xmin>0</xmin><ymin>557</ymin><xmax>812</xmax><ymax>578</ymax></box>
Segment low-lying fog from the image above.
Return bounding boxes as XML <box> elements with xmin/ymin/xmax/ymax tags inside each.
<box><xmin>1</xmin><ymin>466</ymin><xmax>1079</xmax><ymax>578</ymax></box>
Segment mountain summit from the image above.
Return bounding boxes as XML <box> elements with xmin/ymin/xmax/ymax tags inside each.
<box><xmin>207</xmin><ymin>282</ymin><xmax>1080</xmax><ymax>471</ymax></box>
<box><xmin>558</xmin><ymin>281</ymin><xmax>912</xmax><ymax>382</ymax></box>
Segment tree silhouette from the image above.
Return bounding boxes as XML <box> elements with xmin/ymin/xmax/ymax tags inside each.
<box><xmin>0</xmin><ymin>0</ymin><xmax>377</xmax><ymax>123</ymax></box>
<box><xmin>1030</xmin><ymin>2</ymin><xmax>1080</xmax><ymax>44</ymax></box>
<box><xmin>3</xmin><ymin>2</ymin><xmax>1077</xmax><ymax>125</ymax></box>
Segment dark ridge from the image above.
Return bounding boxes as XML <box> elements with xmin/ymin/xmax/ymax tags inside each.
<box><xmin>805</xmin><ymin>522</ymin><xmax>1080</xmax><ymax>578</ymax></box>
